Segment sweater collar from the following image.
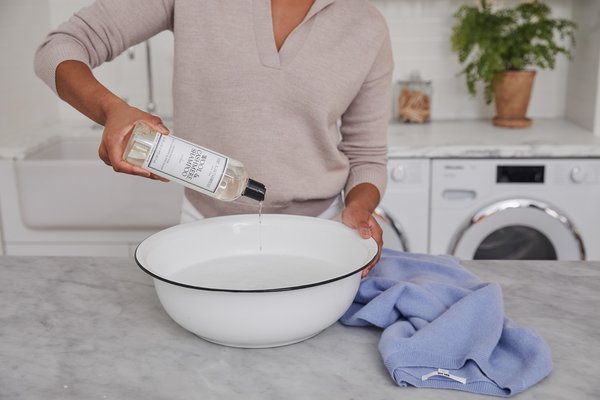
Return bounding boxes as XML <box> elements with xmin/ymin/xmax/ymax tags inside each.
<box><xmin>254</xmin><ymin>0</ymin><xmax>337</xmax><ymax>69</ymax></box>
<box><xmin>305</xmin><ymin>0</ymin><xmax>337</xmax><ymax>20</ymax></box>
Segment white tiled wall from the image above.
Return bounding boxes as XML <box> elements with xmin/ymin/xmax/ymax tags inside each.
<box><xmin>374</xmin><ymin>0</ymin><xmax>574</xmax><ymax>120</ymax></box>
<box><xmin>566</xmin><ymin>0</ymin><xmax>600</xmax><ymax>135</ymax></box>
<box><xmin>0</xmin><ymin>0</ymin><xmax>591</xmax><ymax>132</ymax></box>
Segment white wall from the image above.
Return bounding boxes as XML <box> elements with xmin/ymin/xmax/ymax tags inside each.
<box><xmin>0</xmin><ymin>1</ymin><xmax>58</xmax><ymax>138</ymax></box>
<box><xmin>566</xmin><ymin>0</ymin><xmax>600</xmax><ymax>135</ymax></box>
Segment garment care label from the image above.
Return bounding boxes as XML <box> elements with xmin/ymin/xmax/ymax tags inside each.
<box><xmin>147</xmin><ymin>135</ymin><xmax>228</xmax><ymax>193</ymax></box>
<box><xmin>421</xmin><ymin>369</ymin><xmax>467</xmax><ymax>385</ymax></box>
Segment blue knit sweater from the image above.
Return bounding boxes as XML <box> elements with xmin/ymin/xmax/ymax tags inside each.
<box><xmin>340</xmin><ymin>249</ymin><xmax>553</xmax><ymax>397</ymax></box>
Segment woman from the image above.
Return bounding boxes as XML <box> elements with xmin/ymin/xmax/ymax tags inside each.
<box><xmin>34</xmin><ymin>0</ymin><xmax>393</xmax><ymax>275</ymax></box>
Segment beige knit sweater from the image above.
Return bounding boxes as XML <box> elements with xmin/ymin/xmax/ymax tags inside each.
<box><xmin>35</xmin><ymin>0</ymin><xmax>393</xmax><ymax>217</ymax></box>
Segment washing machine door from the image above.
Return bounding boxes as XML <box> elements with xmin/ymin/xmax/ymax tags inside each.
<box><xmin>373</xmin><ymin>207</ymin><xmax>408</xmax><ymax>252</ymax></box>
<box><xmin>449</xmin><ymin>199</ymin><xmax>585</xmax><ymax>260</ymax></box>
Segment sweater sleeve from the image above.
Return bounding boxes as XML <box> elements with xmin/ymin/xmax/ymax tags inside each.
<box><xmin>338</xmin><ymin>30</ymin><xmax>393</xmax><ymax>200</ymax></box>
<box><xmin>34</xmin><ymin>0</ymin><xmax>174</xmax><ymax>94</ymax></box>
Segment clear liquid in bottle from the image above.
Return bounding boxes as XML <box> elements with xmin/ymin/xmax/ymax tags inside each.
<box><xmin>123</xmin><ymin>122</ymin><xmax>266</xmax><ymax>202</ymax></box>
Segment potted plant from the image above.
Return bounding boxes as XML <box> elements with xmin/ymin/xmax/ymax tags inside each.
<box><xmin>451</xmin><ymin>0</ymin><xmax>577</xmax><ymax>128</ymax></box>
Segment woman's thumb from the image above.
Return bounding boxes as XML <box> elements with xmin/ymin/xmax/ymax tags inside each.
<box><xmin>358</xmin><ymin>220</ymin><xmax>372</xmax><ymax>238</ymax></box>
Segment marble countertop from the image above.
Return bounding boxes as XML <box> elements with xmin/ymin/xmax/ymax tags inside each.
<box><xmin>1</xmin><ymin>256</ymin><xmax>598</xmax><ymax>399</ymax></box>
<box><xmin>387</xmin><ymin>118</ymin><xmax>600</xmax><ymax>158</ymax></box>
<box><xmin>2</xmin><ymin>118</ymin><xmax>599</xmax><ymax>160</ymax></box>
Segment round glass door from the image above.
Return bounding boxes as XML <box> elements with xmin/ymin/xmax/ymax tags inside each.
<box><xmin>450</xmin><ymin>199</ymin><xmax>585</xmax><ymax>260</ymax></box>
<box><xmin>473</xmin><ymin>225</ymin><xmax>557</xmax><ymax>260</ymax></box>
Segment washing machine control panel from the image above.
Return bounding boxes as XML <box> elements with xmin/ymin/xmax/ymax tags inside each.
<box><xmin>555</xmin><ymin>163</ymin><xmax>599</xmax><ymax>185</ymax></box>
<box><xmin>496</xmin><ymin>165</ymin><xmax>544</xmax><ymax>183</ymax></box>
<box><xmin>569</xmin><ymin>166</ymin><xmax>587</xmax><ymax>184</ymax></box>
<box><xmin>390</xmin><ymin>165</ymin><xmax>406</xmax><ymax>182</ymax></box>
<box><xmin>387</xmin><ymin>160</ymin><xmax>427</xmax><ymax>186</ymax></box>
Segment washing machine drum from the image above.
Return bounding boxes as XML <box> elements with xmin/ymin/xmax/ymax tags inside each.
<box><xmin>373</xmin><ymin>208</ymin><xmax>408</xmax><ymax>253</ymax></box>
<box><xmin>450</xmin><ymin>199</ymin><xmax>585</xmax><ymax>261</ymax></box>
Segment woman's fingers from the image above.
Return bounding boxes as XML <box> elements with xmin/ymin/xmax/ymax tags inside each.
<box><xmin>97</xmin><ymin>104</ymin><xmax>171</xmax><ymax>180</ymax></box>
<box><xmin>341</xmin><ymin>207</ymin><xmax>384</xmax><ymax>278</ymax></box>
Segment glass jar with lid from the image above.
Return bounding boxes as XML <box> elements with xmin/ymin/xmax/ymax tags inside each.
<box><xmin>393</xmin><ymin>71</ymin><xmax>432</xmax><ymax>123</ymax></box>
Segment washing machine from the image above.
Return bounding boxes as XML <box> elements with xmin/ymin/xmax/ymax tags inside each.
<box><xmin>374</xmin><ymin>158</ymin><xmax>430</xmax><ymax>253</ymax></box>
<box><xmin>430</xmin><ymin>158</ymin><xmax>600</xmax><ymax>260</ymax></box>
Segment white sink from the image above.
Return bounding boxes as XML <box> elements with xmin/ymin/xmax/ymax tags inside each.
<box><xmin>15</xmin><ymin>137</ymin><xmax>183</xmax><ymax>230</ymax></box>
<box><xmin>25</xmin><ymin>137</ymin><xmax>102</xmax><ymax>160</ymax></box>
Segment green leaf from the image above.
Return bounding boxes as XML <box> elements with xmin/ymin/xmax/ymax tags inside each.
<box><xmin>449</xmin><ymin>0</ymin><xmax>577</xmax><ymax>104</ymax></box>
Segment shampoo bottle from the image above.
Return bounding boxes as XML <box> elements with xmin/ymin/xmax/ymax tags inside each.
<box><xmin>123</xmin><ymin>122</ymin><xmax>266</xmax><ymax>202</ymax></box>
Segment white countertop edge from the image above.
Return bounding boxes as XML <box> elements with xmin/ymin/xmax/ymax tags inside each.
<box><xmin>387</xmin><ymin>145</ymin><xmax>600</xmax><ymax>159</ymax></box>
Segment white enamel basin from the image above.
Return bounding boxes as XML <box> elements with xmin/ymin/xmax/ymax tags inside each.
<box><xmin>15</xmin><ymin>137</ymin><xmax>183</xmax><ymax>229</ymax></box>
<box><xmin>135</xmin><ymin>214</ymin><xmax>378</xmax><ymax>348</ymax></box>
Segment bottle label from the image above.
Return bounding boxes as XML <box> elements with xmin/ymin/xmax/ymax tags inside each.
<box><xmin>146</xmin><ymin>135</ymin><xmax>228</xmax><ymax>193</ymax></box>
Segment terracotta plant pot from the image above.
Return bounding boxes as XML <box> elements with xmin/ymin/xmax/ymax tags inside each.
<box><xmin>492</xmin><ymin>70</ymin><xmax>536</xmax><ymax>128</ymax></box>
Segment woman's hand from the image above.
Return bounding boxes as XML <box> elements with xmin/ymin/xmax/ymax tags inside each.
<box><xmin>341</xmin><ymin>183</ymin><xmax>383</xmax><ymax>278</ymax></box>
<box><xmin>99</xmin><ymin>101</ymin><xmax>170</xmax><ymax>180</ymax></box>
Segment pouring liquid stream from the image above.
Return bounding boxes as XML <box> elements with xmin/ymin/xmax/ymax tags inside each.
<box><xmin>258</xmin><ymin>201</ymin><xmax>263</xmax><ymax>252</ymax></box>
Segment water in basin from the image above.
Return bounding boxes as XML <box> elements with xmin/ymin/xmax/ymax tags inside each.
<box><xmin>16</xmin><ymin>137</ymin><xmax>183</xmax><ymax>230</ymax></box>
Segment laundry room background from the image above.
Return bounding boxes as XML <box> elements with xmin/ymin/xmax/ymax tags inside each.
<box><xmin>0</xmin><ymin>0</ymin><xmax>599</xmax><ymax>258</ymax></box>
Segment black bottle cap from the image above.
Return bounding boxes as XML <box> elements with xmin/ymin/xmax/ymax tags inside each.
<box><xmin>243</xmin><ymin>178</ymin><xmax>266</xmax><ymax>202</ymax></box>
